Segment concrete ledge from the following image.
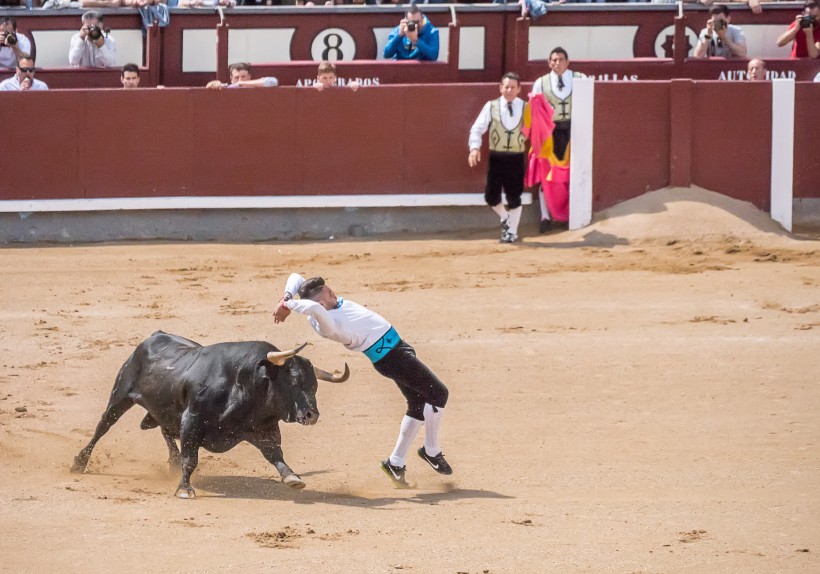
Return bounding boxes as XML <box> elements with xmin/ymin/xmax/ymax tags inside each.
<box><xmin>0</xmin><ymin>204</ymin><xmax>542</xmax><ymax>244</ymax></box>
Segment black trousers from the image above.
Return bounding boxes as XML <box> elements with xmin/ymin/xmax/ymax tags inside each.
<box><xmin>373</xmin><ymin>340</ymin><xmax>449</xmax><ymax>421</ymax></box>
<box><xmin>484</xmin><ymin>152</ymin><xmax>525</xmax><ymax>210</ymax></box>
<box><xmin>553</xmin><ymin>121</ymin><xmax>571</xmax><ymax>161</ymax></box>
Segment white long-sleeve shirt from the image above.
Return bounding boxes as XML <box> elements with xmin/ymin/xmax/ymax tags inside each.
<box><xmin>283</xmin><ymin>273</ymin><xmax>393</xmax><ymax>354</ymax></box>
<box><xmin>468</xmin><ymin>96</ymin><xmax>525</xmax><ymax>151</ymax></box>
<box><xmin>68</xmin><ymin>33</ymin><xmax>117</xmax><ymax>68</ymax></box>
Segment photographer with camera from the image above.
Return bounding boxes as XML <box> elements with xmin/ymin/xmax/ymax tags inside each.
<box><xmin>383</xmin><ymin>3</ymin><xmax>439</xmax><ymax>61</ymax></box>
<box><xmin>69</xmin><ymin>11</ymin><xmax>117</xmax><ymax>68</ymax></box>
<box><xmin>776</xmin><ymin>1</ymin><xmax>820</xmax><ymax>59</ymax></box>
<box><xmin>694</xmin><ymin>5</ymin><xmax>747</xmax><ymax>59</ymax></box>
<box><xmin>0</xmin><ymin>53</ymin><xmax>48</xmax><ymax>91</ymax></box>
<box><xmin>1</xmin><ymin>17</ymin><xmax>32</xmax><ymax>71</ymax></box>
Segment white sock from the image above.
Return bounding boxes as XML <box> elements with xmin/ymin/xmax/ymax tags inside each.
<box><xmin>538</xmin><ymin>188</ymin><xmax>550</xmax><ymax>221</ymax></box>
<box><xmin>507</xmin><ymin>206</ymin><xmax>523</xmax><ymax>236</ymax></box>
<box><xmin>491</xmin><ymin>203</ymin><xmax>509</xmax><ymax>224</ymax></box>
<box><xmin>389</xmin><ymin>415</ymin><xmax>423</xmax><ymax>467</ymax></box>
<box><xmin>422</xmin><ymin>403</ymin><xmax>445</xmax><ymax>457</ymax></box>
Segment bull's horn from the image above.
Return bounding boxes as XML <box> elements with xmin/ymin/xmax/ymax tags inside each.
<box><xmin>314</xmin><ymin>363</ymin><xmax>350</xmax><ymax>383</ymax></box>
<box><xmin>266</xmin><ymin>342</ymin><xmax>309</xmax><ymax>365</ymax></box>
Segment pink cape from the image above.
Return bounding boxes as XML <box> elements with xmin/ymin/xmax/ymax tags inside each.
<box><xmin>522</xmin><ymin>93</ymin><xmax>569</xmax><ymax>222</ymax></box>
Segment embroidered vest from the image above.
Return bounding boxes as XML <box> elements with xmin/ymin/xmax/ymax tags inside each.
<box><xmin>540</xmin><ymin>73</ymin><xmax>579</xmax><ymax>123</ymax></box>
<box><xmin>488</xmin><ymin>100</ymin><xmax>526</xmax><ymax>154</ymax></box>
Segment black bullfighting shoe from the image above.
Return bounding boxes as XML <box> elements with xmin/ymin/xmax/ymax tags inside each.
<box><xmin>417</xmin><ymin>447</ymin><xmax>453</xmax><ymax>475</ymax></box>
<box><xmin>499</xmin><ymin>231</ymin><xmax>518</xmax><ymax>244</ymax></box>
<box><xmin>539</xmin><ymin>219</ymin><xmax>552</xmax><ymax>234</ymax></box>
<box><xmin>501</xmin><ymin>218</ymin><xmax>510</xmax><ymax>239</ymax></box>
<box><xmin>380</xmin><ymin>459</ymin><xmax>410</xmax><ymax>489</ymax></box>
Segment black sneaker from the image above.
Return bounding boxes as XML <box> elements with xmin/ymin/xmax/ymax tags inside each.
<box><xmin>500</xmin><ymin>218</ymin><xmax>510</xmax><ymax>241</ymax></box>
<box><xmin>499</xmin><ymin>231</ymin><xmax>518</xmax><ymax>244</ymax></box>
<box><xmin>539</xmin><ymin>219</ymin><xmax>552</xmax><ymax>234</ymax></box>
<box><xmin>379</xmin><ymin>459</ymin><xmax>410</xmax><ymax>489</ymax></box>
<box><xmin>417</xmin><ymin>447</ymin><xmax>453</xmax><ymax>475</ymax></box>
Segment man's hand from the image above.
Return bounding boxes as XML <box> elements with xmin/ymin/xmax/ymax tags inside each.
<box><xmin>20</xmin><ymin>77</ymin><xmax>32</xmax><ymax>91</ymax></box>
<box><xmin>273</xmin><ymin>298</ymin><xmax>292</xmax><ymax>324</ymax></box>
<box><xmin>468</xmin><ymin>149</ymin><xmax>481</xmax><ymax>168</ymax></box>
<box><xmin>399</xmin><ymin>19</ymin><xmax>408</xmax><ymax>37</ymax></box>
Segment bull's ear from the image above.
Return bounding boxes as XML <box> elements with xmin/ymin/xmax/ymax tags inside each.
<box><xmin>266</xmin><ymin>342</ymin><xmax>309</xmax><ymax>366</ymax></box>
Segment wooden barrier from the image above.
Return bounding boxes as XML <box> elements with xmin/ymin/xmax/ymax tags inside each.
<box><xmin>1</xmin><ymin>82</ymin><xmax>817</xmax><ymax>213</ymax></box>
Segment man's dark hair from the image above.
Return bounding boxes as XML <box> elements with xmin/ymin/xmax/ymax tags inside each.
<box><xmin>0</xmin><ymin>17</ymin><xmax>18</xmax><ymax>31</ymax></box>
<box><xmin>17</xmin><ymin>51</ymin><xmax>33</xmax><ymax>64</ymax></box>
<box><xmin>710</xmin><ymin>4</ymin><xmax>730</xmax><ymax>16</ymax></box>
<box><xmin>121</xmin><ymin>63</ymin><xmax>139</xmax><ymax>77</ymax></box>
<box><xmin>82</xmin><ymin>11</ymin><xmax>103</xmax><ymax>24</ymax></box>
<box><xmin>550</xmin><ymin>46</ymin><xmax>569</xmax><ymax>59</ymax></box>
<box><xmin>298</xmin><ymin>277</ymin><xmax>326</xmax><ymax>300</ymax></box>
<box><xmin>407</xmin><ymin>3</ymin><xmax>421</xmax><ymax>17</ymax></box>
<box><xmin>228</xmin><ymin>62</ymin><xmax>251</xmax><ymax>74</ymax></box>
<box><xmin>502</xmin><ymin>72</ymin><xmax>521</xmax><ymax>84</ymax></box>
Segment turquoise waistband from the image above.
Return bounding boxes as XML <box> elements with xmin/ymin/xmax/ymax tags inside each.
<box><xmin>363</xmin><ymin>326</ymin><xmax>400</xmax><ymax>363</ymax></box>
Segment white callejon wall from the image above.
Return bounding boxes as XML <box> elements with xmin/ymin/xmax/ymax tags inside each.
<box><xmin>569</xmin><ymin>77</ymin><xmax>594</xmax><ymax>230</ymax></box>
<box><xmin>770</xmin><ymin>78</ymin><xmax>795</xmax><ymax>232</ymax></box>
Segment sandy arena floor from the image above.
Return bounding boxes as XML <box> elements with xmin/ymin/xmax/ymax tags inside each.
<box><xmin>1</xmin><ymin>187</ymin><xmax>818</xmax><ymax>574</ymax></box>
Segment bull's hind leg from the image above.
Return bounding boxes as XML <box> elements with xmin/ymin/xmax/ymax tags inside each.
<box><xmin>175</xmin><ymin>412</ymin><xmax>204</xmax><ymax>499</ymax></box>
<box><xmin>248</xmin><ymin>430</ymin><xmax>305</xmax><ymax>490</ymax></box>
<box><xmin>70</xmin><ymin>396</ymin><xmax>135</xmax><ymax>473</ymax></box>
<box><xmin>161</xmin><ymin>427</ymin><xmax>181</xmax><ymax>470</ymax></box>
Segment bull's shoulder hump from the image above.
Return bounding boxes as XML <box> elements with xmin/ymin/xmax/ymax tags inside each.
<box><xmin>145</xmin><ymin>331</ymin><xmax>202</xmax><ymax>349</ymax></box>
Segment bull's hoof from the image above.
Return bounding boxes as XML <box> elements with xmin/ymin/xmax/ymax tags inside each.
<box><xmin>70</xmin><ymin>457</ymin><xmax>87</xmax><ymax>473</ymax></box>
<box><xmin>283</xmin><ymin>474</ymin><xmax>305</xmax><ymax>490</ymax></box>
<box><xmin>175</xmin><ymin>486</ymin><xmax>196</xmax><ymax>499</ymax></box>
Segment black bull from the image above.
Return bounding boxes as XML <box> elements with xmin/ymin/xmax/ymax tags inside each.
<box><xmin>70</xmin><ymin>331</ymin><xmax>349</xmax><ymax>498</ymax></box>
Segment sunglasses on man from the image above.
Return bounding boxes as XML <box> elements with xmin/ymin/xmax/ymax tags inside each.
<box><xmin>18</xmin><ymin>66</ymin><xmax>35</xmax><ymax>73</ymax></box>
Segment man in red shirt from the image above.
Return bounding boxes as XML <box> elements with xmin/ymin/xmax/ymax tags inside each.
<box><xmin>776</xmin><ymin>1</ymin><xmax>820</xmax><ymax>59</ymax></box>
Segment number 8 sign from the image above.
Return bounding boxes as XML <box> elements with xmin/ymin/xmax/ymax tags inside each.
<box><xmin>311</xmin><ymin>28</ymin><xmax>357</xmax><ymax>61</ymax></box>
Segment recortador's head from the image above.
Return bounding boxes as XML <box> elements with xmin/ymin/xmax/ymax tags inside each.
<box><xmin>298</xmin><ymin>277</ymin><xmax>338</xmax><ymax>310</ymax></box>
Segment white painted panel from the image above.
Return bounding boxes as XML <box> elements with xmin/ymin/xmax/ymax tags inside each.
<box><xmin>0</xmin><ymin>192</ymin><xmax>532</xmax><ymax>212</ymax></box>
<box><xmin>459</xmin><ymin>26</ymin><xmax>484</xmax><ymax>71</ymax></box>
<box><xmin>228</xmin><ymin>29</ymin><xmax>296</xmax><ymax>65</ymax></box>
<box><xmin>183</xmin><ymin>29</ymin><xmax>217</xmax><ymax>73</ymax></box>
<box><xmin>373</xmin><ymin>26</ymin><xmax>447</xmax><ymax>62</ymax></box>
<box><xmin>770</xmin><ymin>79</ymin><xmax>794</xmax><ymax>232</ymax></box>
<box><xmin>569</xmin><ymin>77</ymin><xmax>594</xmax><ymax>230</ymax></box>
<box><xmin>733</xmin><ymin>24</ymin><xmax>791</xmax><ymax>59</ymax></box>
<box><xmin>529</xmin><ymin>26</ymin><xmax>639</xmax><ymax>61</ymax></box>
<box><xmin>31</xmin><ymin>29</ymin><xmax>141</xmax><ymax>68</ymax></box>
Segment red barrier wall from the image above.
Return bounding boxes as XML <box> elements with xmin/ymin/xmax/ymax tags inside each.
<box><xmin>1</xmin><ymin>82</ymin><xmax>817</xmax><ymax>212</ymax></box>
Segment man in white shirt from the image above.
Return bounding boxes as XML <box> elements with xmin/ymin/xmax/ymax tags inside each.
<box><xmin>273</xmin><ymin>274</ymin><xmax>453</xmax><ymax>489</ymax></box>
<box><xmin>0</xmin><ymin>17</ymin><xmax>32</xmax><ymax>70</ymax></box>
<box><xmin>468</xmin><ymin>72</ymin><xmax>527</xmax><ymax>244</ymax></box>
<box><xmin>69</xmin><ymin>11</ymin><xmax>117</xmax><ymax>68</ymax></box>
<box><xmin>530</xmin><ymin>47</ymin><xmax>581</xmax><ymax>232</ymax></box>
<box><xmin>0</xmin><ymin>54</ymin><xmax>48</xmax><ymax>91</ymax></box>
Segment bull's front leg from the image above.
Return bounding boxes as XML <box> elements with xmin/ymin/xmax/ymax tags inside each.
<box><xmin>175</xmin><ymin>412</ymin><xmax>204</xmax><ymax>499</ymax></box>
<box><xmin>248</xmin><ymin>427</ymin><xmax>305</xmax><ymax>490</ymax></box>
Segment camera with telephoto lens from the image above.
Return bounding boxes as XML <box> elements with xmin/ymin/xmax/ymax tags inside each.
<box><xmin>713</xmin><ymin>19</ymin><xmax>726</xmax><ymax>31</ymax></box>
<box><xmin>1</xmin><ymin>31</ymin><xmax>17</xmax><ymax>46</ymax></box>
<box><xmin>87</xmin><ymin>24</ymin><xmax>103</xmax><ymax>41</ymax></box>
<box><xmin>406</xmin><ymin>21</ymin><xmax>416</xmax><ymax>32</ymax></box>
<box><xmin>800</xmin><ymin>14</ymin><xmax>817</xmax><ymax>29</ymax></box>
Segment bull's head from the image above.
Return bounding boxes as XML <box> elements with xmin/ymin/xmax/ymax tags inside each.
<box><xmin>267</xmin><ymin>344</ymin><xmax>350</xmax><ymax>384</ymax></box>
<box><xmin>265</xmin><ymin>343</ymin><xmax>350</xmax><ymax>426</ymax></box>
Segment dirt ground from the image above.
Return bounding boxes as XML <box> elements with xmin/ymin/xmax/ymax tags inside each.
<box><xmin>1</xmin><ymin>188</ymin><xmax>818</xmax><ymax>574</ymax></box>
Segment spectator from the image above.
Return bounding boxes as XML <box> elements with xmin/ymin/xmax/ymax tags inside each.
<box><xmin>0</xmin><ymin>17</ymin><xmax>32</xmax><ymax>71</ymax></box>
<box><xmin>121</xmin><ymin>63</ymin><xmax>141</xmax><ymax>88</ymax></box>
<box><xmin>527</xmin><ymin>46</ymin><xmax>581</xmax><ymax>233</ymax></box>
<box><xmin>383</xmin><ymin>4</ymin><xmax>439</xmax><ymax>61</ymax></box>
<box><xmin>468</xmin><ymin>72</ymin><xmax>527</xmax><ymax>244</ymax></box>
<box><xmin>176</xmin><ymin>0</ymin><xmax>236</xmax><ymax>6</ymax></box>
<box><xmin>776</xmin><ymin>1</ymin><xmax>820</xmax><ymax>59</ymax></box>
<box><xmin>746</xmin><ymin>57</ymin><xmax>766</xmax><ymax>80</ymax></box>
<box><xmin>206</xmin><ymin>62</ymin><xmax>278</xmax><ymax>89</ymax></box>
<box><xmin>69</xmin><ymin>11</ymin><xmax>117</xmax><ymax>68</ymax></box>
<box><xmin>313</xmin><ymin>61</ymin><xmax>359</xmax><ymax>91</ymax></box>
<box><xmin>0</xmin><ymin>53</ymin><xmax>48</xmax><ymax>91</ymax></box>
<box><xmin>698</xmin><ymin>0</ymin><xmax>762</xmax><ymax>16</ymax></box>
<box><xmin>693</xmin><ymin>5</ymin><xmax>747</xmax><ymax>59</ymax></box>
